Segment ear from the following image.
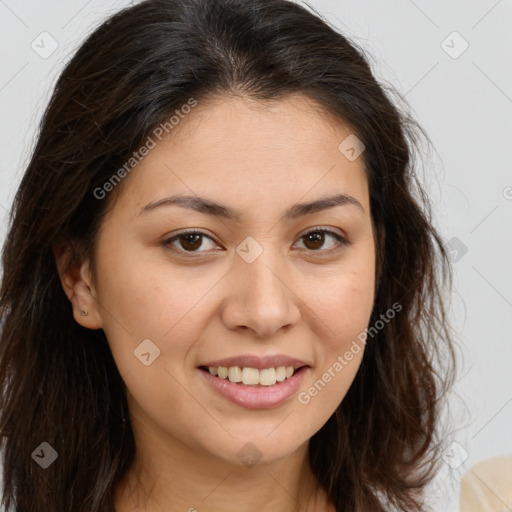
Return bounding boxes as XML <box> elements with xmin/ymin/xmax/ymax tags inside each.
<box><xmin>53</xmin><ymin>244</ymin><xmax>103</xmax><ymax>330</ymax></box>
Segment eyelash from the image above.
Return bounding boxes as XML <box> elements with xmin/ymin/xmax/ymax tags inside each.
<box><xmin>161</xmin><ymin>227</ymin><xmax>350</xmax><ymax>256</ymax></box>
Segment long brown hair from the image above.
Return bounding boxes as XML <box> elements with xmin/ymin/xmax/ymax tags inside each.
<box><xmin>0</xmin><ymin>0</ymin><xmax>456</xmax><ymax>510</ymax></box>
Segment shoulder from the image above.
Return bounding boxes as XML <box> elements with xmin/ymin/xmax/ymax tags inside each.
<box><xmin>460</xmin><ymin>456</ymin><xmax>512</xmax><ymax>511</ymax></box>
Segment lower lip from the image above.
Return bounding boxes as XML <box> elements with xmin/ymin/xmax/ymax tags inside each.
<box><xmin>198</xmin><ymin>367</ymin><xmax>309</xmax><ymax>409</ymax></box>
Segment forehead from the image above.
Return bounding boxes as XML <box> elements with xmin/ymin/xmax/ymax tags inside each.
<box><xmin>111</xmin><ymin>93</ymin><xmax>370</xmax><ymax>218</ymax></box>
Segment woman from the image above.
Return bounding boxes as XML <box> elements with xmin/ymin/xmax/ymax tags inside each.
<box><xmin>0</xmin><ymin>0</ymin><xmax>456</xmax><ymax>510</ymax></box>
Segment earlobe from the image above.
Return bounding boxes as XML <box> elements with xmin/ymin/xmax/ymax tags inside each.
<box><xmin>70</xmin><ymin>279</ymin><xmax>103</xmax><ymax>329</ymax></box>
<box><xmin>53</xmin><ymin>244</ymin><xmax>103</xmax><ymax>330</ymax></box>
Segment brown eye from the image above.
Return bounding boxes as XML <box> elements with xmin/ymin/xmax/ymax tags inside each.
<box><xmin>297</xmin><ymin>229</ymin><xmax>348</xmax><ymax>252</ymax></box>
<box><xmin>178</xmin><ymin>233</ymin><xmax>203</xmax><ymax>251</ymax></box>
<box><xmin>162</xmin><ymin>227</ymin><xmax>349</xmax><ymax>257</ymax></box>
<box><xmin>303</xmin><ymin>231</ymin><xmax>325</xmax><ymax>250</ymax></box>
<box><xmin>162</xmin><ymin>230</ymin><xmax>218</xmax><ymax>254</ymax></box>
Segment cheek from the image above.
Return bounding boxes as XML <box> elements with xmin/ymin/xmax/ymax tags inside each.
<box><xmin>301</xmin><ymin>248</ymin><xmax>375</xmax><ymax>401</ymax></box>
<box><xmin>94</xmin><ymin>244</ymin><xmax>228</xmax><ymax>373</ymax></box>
<box><xmin>310</xmin><ymin>280</ymin><xmax>372</xmax><ymax>396</ymax></box>
<box><xmin>310</xmin><ymin>258</ymin><xmax>375</xmax><ymax>351</ymax></box>
<box><xmin>295</xmin><ymin>274</ymin><xmax>373</xmax><ymax>426</ymax></box>
<box><xmin>322</xmin><ymin>278</ymin><xmax>374</xmax><ymax>348</ymax></box>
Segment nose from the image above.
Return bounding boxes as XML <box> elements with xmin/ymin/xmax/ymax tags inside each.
<box><xmin>220</xmin><ymin>246</ymin><xmax>301</xmax><ymax>338</ymax></box>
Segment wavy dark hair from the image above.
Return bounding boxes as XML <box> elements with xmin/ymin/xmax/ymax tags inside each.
<box><xmin>0</xmin><ymin>0</ymin><xmax>457</xmax><ymax>510</ymax></box>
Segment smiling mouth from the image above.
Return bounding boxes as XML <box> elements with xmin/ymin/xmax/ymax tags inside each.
<box><xmin>198</xmin><ymin>365</ymin><xmax>306</xmax><ymax>386</ymax></box>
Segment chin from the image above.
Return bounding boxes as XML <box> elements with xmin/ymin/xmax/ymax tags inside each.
<box><xmin>198</xmin><ymin>426</ymin><xmax>311</xmax><ymax>468</ymax></box>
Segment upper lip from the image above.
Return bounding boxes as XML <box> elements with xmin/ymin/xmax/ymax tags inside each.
<box><xmin>199</xmin><ymin>354</ymin><xmax>310</xmax><ymax>370</ymax></box>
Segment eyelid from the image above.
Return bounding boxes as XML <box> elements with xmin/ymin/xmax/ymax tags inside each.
<box><xmin>163</xmin><ymin>227</ymin><xmax>217</xmax><ymax>241</ymax></box>
<box><xmin>301</xmin><ymin>225</ymin><xmax>348</xmax><ymax>241</ymax></box>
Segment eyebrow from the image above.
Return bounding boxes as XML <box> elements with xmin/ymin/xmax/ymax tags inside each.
<box><xmin>139</xmin><ymin>192</ymin><xmax>365</xmax><ymax>221</ymax></box>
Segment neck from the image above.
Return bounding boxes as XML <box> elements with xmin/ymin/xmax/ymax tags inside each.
<box><xmin>113</xmin><ymin>428</ymin><xmax>332</xmax><ymax>512</ymax></box>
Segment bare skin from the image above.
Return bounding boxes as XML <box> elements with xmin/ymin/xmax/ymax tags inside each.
<box><xmin>56</xmin><ymin>93</ymin><xmax>376</xmax><ymax>512</ymax></box>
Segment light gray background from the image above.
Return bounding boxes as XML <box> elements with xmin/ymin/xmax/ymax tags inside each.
<box><xmin>1</xmin><ymin>1</ymin><xmax>511</xmax><ymax>511</ymax></box>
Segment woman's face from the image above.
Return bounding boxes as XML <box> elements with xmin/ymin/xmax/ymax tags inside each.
<box><xmin>83</xmin><ymin>94</ymin><xmax>376</xmax><ymax>466</ymax></box>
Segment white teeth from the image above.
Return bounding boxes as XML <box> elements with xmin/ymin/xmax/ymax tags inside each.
<box><xmin>259</xmin><ymin>368</ymin><xmax>276</xmax><ymax>386</ymax></box>
<box><xmin>242</xmin><ymin>367</ymin><xmax>259</xmax><ymax>385</ymax></box>
<box><xmin>275</xmin><ymin>366</ymin><xmax>286</xmax><ymax>381</ymax></box>
<box><xmin>206</xmin><ymin>365</ymin><xmax>301</xmax><ymax>385</ymax></box>
<box><xmin>228</xmin><ymin>366</ymin><xmax>242</xmax><ymax>383</ymax></box>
